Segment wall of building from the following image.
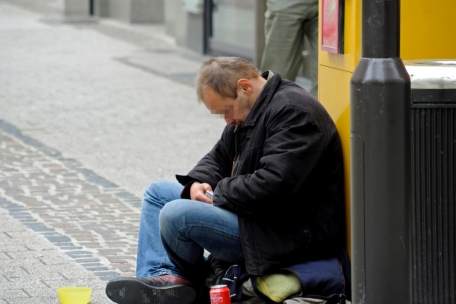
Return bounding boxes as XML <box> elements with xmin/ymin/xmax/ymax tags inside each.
<box><xmin>93</xmin><ymin>0</ymin><xmax>164</xmax><ymax>23</ymax></box>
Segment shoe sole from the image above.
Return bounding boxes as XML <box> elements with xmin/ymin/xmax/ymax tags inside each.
<box><xmin>106</xmin><ymin>277</ymin><xmax>196</xmax><ymax>304</ymax></box>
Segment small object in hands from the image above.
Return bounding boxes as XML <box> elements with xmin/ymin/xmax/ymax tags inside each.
<box><xmin>205</xmin><ymin>190</ymin><xmax>214</xmax><ymax>199</ymax></box>
<box><xmin>57</xmin><ymin>287</ymin><xmax>92</xmax><ymax>304</ymax></box>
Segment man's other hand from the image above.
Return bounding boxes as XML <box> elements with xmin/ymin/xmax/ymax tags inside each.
<box><xmin>190</xmin><ymin>182</ymin><xmax>213</xmax><ymax>204</ymax></box>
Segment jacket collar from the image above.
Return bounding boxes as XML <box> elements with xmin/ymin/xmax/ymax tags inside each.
<box><xmin>242</xmin><ymin>71</ymin><xmax>282</xmax><ymax>127</ymax></box>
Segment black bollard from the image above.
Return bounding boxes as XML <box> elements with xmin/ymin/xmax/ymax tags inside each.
<box><xmin>350</xmin><ymin>0</ymin><xmax>412</xmax><ymax>303</ymax></box>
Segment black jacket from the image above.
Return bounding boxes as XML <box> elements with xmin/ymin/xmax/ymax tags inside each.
<box><xmin>177</xmin><ymin>72</ymin><xmax>345</xmax><ymax>276</ymax></box>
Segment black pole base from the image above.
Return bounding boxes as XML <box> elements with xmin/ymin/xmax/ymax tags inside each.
<box><xmin>350</xmin><ymin>57</ymin><xmax>412</xmax><ymax>304</ymax></box>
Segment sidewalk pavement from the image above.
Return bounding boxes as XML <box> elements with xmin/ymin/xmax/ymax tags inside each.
<box><xmin>0</xmin><ymin>208</ymin><xmax>108</xmax><ymax>303</ymax></box>
<box><xmin>0</xmin><ymin>1</ymin><xmax>311</xmax><ymax>302</ymax></box>
<box><xmin>0</xmin><ymin>1</ymin><xmax>224</xmax><ymax>302</ymax></box>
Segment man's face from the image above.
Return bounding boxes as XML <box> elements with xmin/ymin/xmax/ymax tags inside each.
<box><xmin>202</xmin><ymin>87</ymin><xmax>252</xmax><ymax>126</ymax></box>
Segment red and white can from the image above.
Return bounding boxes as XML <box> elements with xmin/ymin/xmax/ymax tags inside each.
<box><xmin>210</xmin><ymin>284</ymin><xmax>231</xmax><ymax>304</ymax></box>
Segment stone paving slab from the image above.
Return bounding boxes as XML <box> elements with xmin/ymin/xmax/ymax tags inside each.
<box><xmin>0</xmin><ymin>2</ymin><xmax>225</xmax><ymax>302</ymax></box>
<box><xmin>0</xmin><ymin>2</ymin><xmax>219</xmax><ymax>301</ymax></box>
<box><xmin>0</xmin><ymin>0</ymin><xmax>226</xmax><ymax>199</ymax></box>
<box><xmin>0</xmin><ymin>1</ymin><xmax>314</xmax><ymax>303</ymax></box>
<box><xmin>0</xmin><ymin>127</ymin><xmax>141</xmax><ymax>282</ymax></box>
<box><xmin>0</xmin><ymin>209</ymin><xmax>112</xmax><ymax>303</ymax></box>
<box><xmin>0</xmin><ymin>124</ymin><xmax>153</xmax><ymax>302</ymax></box>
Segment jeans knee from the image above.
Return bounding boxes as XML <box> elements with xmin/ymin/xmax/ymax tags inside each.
<box><xmin>159</xmin><ymin>200</ymin><xmax>196</xmax><ymax>238</ymax></box>
<box><xmin>142</xmin><ymin>180</ymin><xmax>182</xmax><ymax>208</ymax></box>
<box><xmin>159</xmin><ymin>201</ymin><xmax>181</xmax><ymax>241</ymax></box>
<box><xmin>143</xmin><ymin>180</ymin><xmax>170</xmax><ymax>198</ymax></box>
<box><xmin>159</xmin><ymin>200</ymin><xmax>180</xmax><ymax>225</ymax></box>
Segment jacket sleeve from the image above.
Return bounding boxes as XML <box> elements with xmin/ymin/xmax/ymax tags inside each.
<box><xmin>175</xmin><ymin>125</ymin><xmax>235</xmax><ymax>191</ymax></box>
<box><xmin>213</xmin><ymin>103</ymin><xmax>329</xmax><ymax>214</ymax></box>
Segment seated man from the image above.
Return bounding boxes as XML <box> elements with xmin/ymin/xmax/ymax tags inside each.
<box><xmin>105</xmin><ymin>56</ymin><xmax>346</xmax><ymax>304</ymax></box>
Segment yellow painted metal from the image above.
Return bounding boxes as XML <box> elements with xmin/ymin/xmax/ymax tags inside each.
<box><xmin>318</xmin><ymin>0</ymin><xmax>362</xmax><ymax>256</ymax></box>
<box><xmin>317</xmin><ymin>0</ymin><xmax>456</xmax><ymax>256</ymax></box>
<box><xmin>401</xmin><ymin>0</ymin><xmax>456</xmax><ymax>60</ymax></box>
<box><xmin>319</xmin><ymin>66</ymin><xmax>352</xmax><ymax>253</ymax></box>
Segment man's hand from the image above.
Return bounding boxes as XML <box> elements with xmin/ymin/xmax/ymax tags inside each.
<box><xmin>190</xmin><ymin>182</ymin><xmax>213</xmax><ymax>204</ymax></box>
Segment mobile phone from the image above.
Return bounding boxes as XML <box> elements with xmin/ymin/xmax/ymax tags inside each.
<box><xmin>205</xmin><ymin>190</ymin><xmax>214</xmax><ymax>199</ymax></box>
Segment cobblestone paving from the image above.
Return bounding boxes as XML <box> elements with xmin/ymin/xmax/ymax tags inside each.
<box><xmin>0</xmin><ymin>120</ymin><xmax>143</xmax><ymax>283</ymax></box>
<box><xmin>0</xmin><ymin>209</ymin><xmax>112</xmax><ymax>303</ymax></box>
<box><xmin>0</xmin><ymin>1</ymin><xmax>225</xmax><ymax>198</ymax></box>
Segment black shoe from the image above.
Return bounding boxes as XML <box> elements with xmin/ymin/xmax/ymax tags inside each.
<box><xmin>106</xmin><ymin>274</ymin><xmax>196</xmax><ymax>304</ymax></box>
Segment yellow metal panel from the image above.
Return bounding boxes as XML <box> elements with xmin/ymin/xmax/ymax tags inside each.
<box><xmin>319</xmin><ymin>65</ymin><xmax>351</xmax><ymax>255</ymax></box>
<box><xmin>318</xmin><ymin>0</ymin><xmax>456</xmax><ymax>163</ymax></box>
<box><xmin>318</xmin><ymin>0</ymin><xmax>456</xmax><ymax>257</ymax></box>
<box><xmin>401</xmin><ymin>0</ymin><xmax>456</xmax><ymax>60</ymax></box>
<box><xmin>318</xmin><ymin>0</ymin><xmax>456</xmax><ymax>75</ymax></box>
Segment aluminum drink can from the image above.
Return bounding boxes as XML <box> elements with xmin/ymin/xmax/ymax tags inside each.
<box><xmin>210</xmin><ymin>284</ymin><xmax>231</xmax><ymax>304</ymax></box>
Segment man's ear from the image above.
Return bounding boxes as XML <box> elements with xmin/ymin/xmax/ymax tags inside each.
<box><xmin>237</xmin><ymin>78</ymin><xmax>253</xmax><ymax>95</ymax></box>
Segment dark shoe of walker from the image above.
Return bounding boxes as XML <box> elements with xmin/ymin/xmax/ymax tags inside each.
<box><xmin>106</xmin><ymin>274</ymin><xmax>196</xmax><ymax>304</ymax></box>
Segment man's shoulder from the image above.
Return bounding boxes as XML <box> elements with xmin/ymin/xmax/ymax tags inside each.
<box><xmin>271</xmin><ymin>80</ymin><xmax>321</xmax><ymax>110</ymax></box>
<box><xmin>268</xmin><ymin>81</ymin><xmax>337</xmax><ymax>132</ymax></box>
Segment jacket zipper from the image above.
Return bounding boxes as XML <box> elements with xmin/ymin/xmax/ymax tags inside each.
<box><xmin>232</xmin><ymin>126</ymin><xmax>240</xmax><ymax>176</ymax></box>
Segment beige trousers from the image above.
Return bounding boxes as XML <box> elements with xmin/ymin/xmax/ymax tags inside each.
<box><xmin>260</xmin><ymin>0</ymin><xmax>319</xmax><ymax>97</ymax></box>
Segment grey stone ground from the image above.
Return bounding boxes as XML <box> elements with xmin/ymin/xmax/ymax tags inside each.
<box><xmin>0</xmin><ymin>1</ymin><xmax>311</xmax><ymax>303</ymax></box>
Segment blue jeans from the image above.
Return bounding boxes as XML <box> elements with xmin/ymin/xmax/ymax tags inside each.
<box><xmin>136</xmin><ymin>180</ymin><xmax>244</xmax><ymax>282</ymax></box>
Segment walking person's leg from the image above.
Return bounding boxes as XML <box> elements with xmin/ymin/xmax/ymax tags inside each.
<box><xmin>303</xmin><ymin>2</ymin><xmax>319</xmax><ymax>97</ymax></box>
<box><xmin>260</xmin><ymin>2</ymin><xmax>305</xmax><ymax>82</ymax></box>
<box><xmin>260</xmin><ymin>0</ymin><xmax>320</xmax><ymax>98</ymax></box>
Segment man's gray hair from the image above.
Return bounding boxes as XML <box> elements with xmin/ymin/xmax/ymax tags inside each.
<box><xmin>196</xmin><ymin>57</ymin><xmax>260</xmax><ymax>102</ymax></box>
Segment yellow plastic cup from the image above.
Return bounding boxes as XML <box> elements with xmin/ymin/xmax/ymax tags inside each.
<box><xmin>57</xmin><ymin>287</ymin><xmax>92</xmax><ymax>304</ymax></box>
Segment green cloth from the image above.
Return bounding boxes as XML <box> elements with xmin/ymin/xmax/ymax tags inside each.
<box><xmin>256</xmin><ymin>273</ymin><xmax>302</xmax><ymax>303</ymax></box>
